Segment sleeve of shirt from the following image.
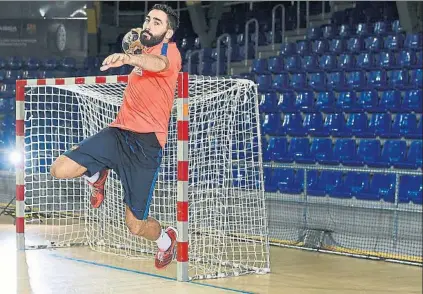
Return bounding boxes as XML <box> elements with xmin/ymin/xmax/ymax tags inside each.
<box><xmin>151</xmin><ymin>43</ymin><xmax>181</xmax><ymax>77</ymax></box>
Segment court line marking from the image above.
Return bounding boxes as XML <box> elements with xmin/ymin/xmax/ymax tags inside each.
<box><xmin>49</xmin><ymin>253</ymin><xmax>254</xmax><ymax>294</ymax></box>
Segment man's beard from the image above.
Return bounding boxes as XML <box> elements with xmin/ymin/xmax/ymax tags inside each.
<box><xmin>140</xmin><ymin>30</ymin><xmax>166</xmax><ymax>47</ymax></box>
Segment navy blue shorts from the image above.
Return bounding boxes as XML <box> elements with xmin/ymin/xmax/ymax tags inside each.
<box><xmin>63</xmin><ymin>127</ymin><xmax>163</xmax><ymax>220</ymax></box>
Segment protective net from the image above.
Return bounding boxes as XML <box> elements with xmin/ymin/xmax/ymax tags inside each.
<box><xmin>21</xmin><ymin>75</ymin><xmax>270</xmax><ymax>280</ymax></box>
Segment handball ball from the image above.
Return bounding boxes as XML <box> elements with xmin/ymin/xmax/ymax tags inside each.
<box><xmin>122</xmin><ymin>28</ymin><xmax>144</xmax><ymax>54</ymax></box>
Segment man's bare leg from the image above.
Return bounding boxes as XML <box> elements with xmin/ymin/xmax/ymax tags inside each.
<box><xmin>50</xmin><ymin>155</ymin><xmax>87</xmax><ymax>179</ymax></box>
<box><xmin>125</xmin><ymin>206</ymin><xmax>177</xmax><ymax>269</ymax></box>
<box><xmin>125</xmin><ymin>206</ymin><xmax>162</xmax><ymax>240</ymax></box>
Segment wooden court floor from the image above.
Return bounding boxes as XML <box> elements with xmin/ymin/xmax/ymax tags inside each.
<box><xmin>0</xmin><ymin>220</ymin><xmax>421</xmax><ymax>294</ymax></box>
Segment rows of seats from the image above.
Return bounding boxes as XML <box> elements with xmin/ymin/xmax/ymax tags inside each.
<box><xmin>262</xmin><ymin>137</ymin><xmax>422</xmax><ymax>170</ymax></box>
<box><xmin>260</xmin><ymin>90</ymin><xmax>422</xmax><ymax>113</ymax></box>
<box><xmin>252</xmin><ymin>50</ymin><xmax>422</xmax><ymax>75</ymax></box>
<box><xmin>254</xmin><ymin>69</ymin><xmax>422</xmax><ymax>93</ymax></box>
<box><xmin>263</xmin><ymin>167</ymin><xmax>422</xmax><ymax>204</ymax></box>
<box><xmin>261</xmin><ymin>112</ymin><xmax>422</xmax><ymax>139</ymax></box>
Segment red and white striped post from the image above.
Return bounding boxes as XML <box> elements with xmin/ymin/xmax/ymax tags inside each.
<box><xmin>176</xmin><ymin>72</ymin><xmax>189</xmax><ymax>281</ymax></box>
<box><xmin>15</xmin><ymin>79</ymin><xmax>27</xmax><ymax>250</ymax></box>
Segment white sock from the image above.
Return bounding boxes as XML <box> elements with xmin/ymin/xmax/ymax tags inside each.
<box><xmin>83</xmin><ymin>172</ymin><xmax>99</xmax><ymax>184</ymax></box>
<box><xmin>155</xmin><ymin>229</ymin><xmax>171</xmax><ymax>251</ymax></box>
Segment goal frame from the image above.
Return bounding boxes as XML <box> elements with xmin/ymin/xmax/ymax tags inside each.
<box><xmin>14</xmin><ymin>72</ymin><xmax>190</xmax><ymax>282</ymax></box>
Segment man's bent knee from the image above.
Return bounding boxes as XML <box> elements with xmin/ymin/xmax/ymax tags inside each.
<box><xmin>50</xmin><ymin>155</ymin><xmax>86</xmax><ymax>179</ymax></box>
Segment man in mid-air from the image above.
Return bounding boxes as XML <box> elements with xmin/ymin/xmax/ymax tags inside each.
<box><xmin>50</xmin><ymin>4</ymin><xmax>182</xmax><ymax>270</ymax></box>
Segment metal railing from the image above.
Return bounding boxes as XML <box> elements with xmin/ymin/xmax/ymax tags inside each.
<box><xmin>271</xmin><ymin>4</ymin><xmax>286</xmax><ymax>49</ymax></box>
<box><xmin>244</xmin><ymin>18</ymin><xmax>259</xmax><ymax>66</ymax></box>
<box><xmin>216</xmin><ymin>33</ymin><xmax>232</xmax><ymax>76</ymax></box>
<box><xmin>186</xmin><ymin>50</ymin><xmax>202</xmax><ymax>75</ymax></box>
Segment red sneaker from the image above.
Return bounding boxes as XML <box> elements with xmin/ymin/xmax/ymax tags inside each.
<box><xmin>154</xmin><ymin>227</ymin><xmax>178</xmax><ymax>270</ymax></box>
<box><xmin>88</xmin><ymin>169</ymin><xmax>109</xmax><ymax>208</ymax></box>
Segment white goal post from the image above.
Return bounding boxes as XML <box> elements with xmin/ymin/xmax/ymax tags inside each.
<box><xmin>14</xmin><ymin>72</ymin><xmax>270</xmax><ymax>281</ymax></box>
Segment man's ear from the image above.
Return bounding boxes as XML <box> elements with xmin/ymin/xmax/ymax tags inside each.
<box><xmin>165</xmin><ymin>29</ymin><xmax>174</xmax><ymax>40</ymax></box>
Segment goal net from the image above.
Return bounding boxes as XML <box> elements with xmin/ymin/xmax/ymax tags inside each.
<box><xmin>15</xmin><ymin>73</ymin><xmax>270</xmax><ymax>281</ymax></box>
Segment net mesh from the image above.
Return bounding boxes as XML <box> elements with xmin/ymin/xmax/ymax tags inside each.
<box><xmin>22</xmin><ymin>75</ymin><xmax>270</xmax><ymax>280</ymax></box>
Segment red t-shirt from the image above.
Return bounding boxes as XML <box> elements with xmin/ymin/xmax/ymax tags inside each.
<box><xmin>110</xmin><ymin>42</ymin><xmax>181</xmax><ymax>147</ymax></box>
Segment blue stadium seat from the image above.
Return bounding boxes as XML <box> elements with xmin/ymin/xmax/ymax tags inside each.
<box><xmin>346</xmin><ymin>71</ymin><xmax>366</xmax><ymax>90</ymax></box>
<box><xmin>357</xmin><ymin>90</ymin><xmax>380</xmax><ymax>112</ymax></box>
<box><xmin>399</xmin><ymin>175</ymin><xmax>422</xmax><ymax>204</ymax></box>
<box><xmin>296</xmin><ymin>40</ymin><xmax>311</xmax><ymax>55</ymax></box>
<box><xmin>337</xmin><ymin>91</ymin><xmax>359</xmax><ymax>112</ymax></box>
<box><xmin>346</xmin><ymin>172</ymin><xmax>371</xmax><ymax>199</ymax></box>
<box><xmin>338</xmin><ymin>54</ymin><xmax>356</xmax><ymax>71</ymax></box>
<box><xmin>401</xmin><ymin>89</ymin><xmax>423</xmax><ymax>113</ymax></box>
<box><xmin>357</xmin><ymin>139</ymin><xmax>382</xmax><ymax>167</ymax></box>
<box><xmin>376</xmin><ymin>52</ymin><xmax>396</xmax><ymax>69</ymax></box>
<box><xmin>42</xmin><ymin>58</ymin><xmax>57</xmax><ymax>70</ymax></box>
<box><xmin>416</xmin><ymin>52</ymin><xmax>423</xmax><ymax>69</ymax></box>
<box><xmin>346</xmin><ymin>113</ymin><xmax>373</xmax><ymax>137</ymax></box>
<box><xmin>26</xmin><ymin>57</ymin><xmax>41</xmax><ymax>70</ymax></box>
<box><xmin>398</xmin><ymin>50</ymin><xmax>417</xmax><ymax>69</ymax></box>
<box><xmin>312</xmin><ymin>40</ymin><xmax>329</xmax><ymax>55</ymax></box>
<box><xmin>384</xmin><ymin>34</ymin><xmax>404</xmax><ymax>52</ymax></box>
<box><xmin>374</xmin><ymin>21</ymin><xmax>392</xmax><ymax>36</ymax></box>
<box><xmin>379</xmin><ymin>90</ymin><xmax>402</xmax><ymax>112</ymax></box>
<box><xmin>392</xmin><ymin>20</ymin><xmax>404</xmax><ymax>34</ymax></box>
<box><xmin>397</xmin><ymin>141</ymin><xmax>423</xmax><ymax>170</ymax></box>
<box><xmin>327</xmin><ymin>71</ymin><xmax>347</xmax><ymax>91</ymax></box>
<box><xmin>282</xmin><ymin>113</ymin><xmax>306</xmax><ymax>136</ymax></box>
<box><xmin>259</xmin><ymin>93</ymin><xmax>277</xmax><ymax>113</ymax></box>
<box><xmin>308</xmin><ymin>72</ymin><xmax>325</xmax><ymax>91</ymax></box>
<box><xmin>272</xmin><ymin>74</ymin><xmax>289</xmax><ymax>92</ymax></box>
<box><xmin>323</xmin><ymin>24</ymin><xmax>336</xmax><ymax>39</ymax></box>
<box><xmin>22</xmin><ymin>70</ymin><xmax>39</xmax><ymax>79</ymax></box>
<box><xmin>357</xmin><ymin>53</ymin><xmax>375</xmax><ymax>70</ymax></box>
<box><xmin>257</xmin><ymin>75</ymin><xmax>273</xmax><ymax>93</ymax></box>
<box><xmin>0</xmin><ymin>84</ymin><xmax>16</xmax><ymax>98</ymax></box>
<box><xmin>329</xmin><ymin>172</ymin><xmax>351</xmax><ymax>198</ymax></box>
<box><xmin>319</xmin><ymin>54</ymin><xmax>337</xmax><ymax>72</ymax></box>
<box><xmin>276</xmin><ymin>169</ymin><xmax>304</xmax><ymax>194</ymax></box>
<box><xmin>263</xmin><ymin>167</ymin><xmax>278</xmax><ymax>192</ymax></box>
<box><xmin>404</xmin><ymin>33</ymin><xmax>422</xmax><ymax>51</ymax></box>
<box><xmin>304</xmin><ymin>113</ymin><xmax>328</xmax><ymax>137</ymax></box>
<box><xmin>310</xmin><ymin>138</ymin><xmax>337</xmax><ymax>165</ymax></box>
<box><xmin>261</xmin><ymin>113</ymin><xmax>282</xmax><ymax>136</ymax></box>
<box><xmin>289</xmin><ymin>73</ymin><xmax>307</xmax><ymax>90</ymax></box>
<box><xmin>307</xmin><ymin>170</ymin><xmax>325</xmax><ymax>196</ymax></box>
<box><xmin>309</xmin><ymin>171</ymin><xmax>342</xmax><ymax>197</ymax></box>
<box><xmin>284</xmin><ymin>56</ymin><xmax>301</xmax><ymax>72</ymax></box>
<box><xmin>333</xmin><ymin>139</ymin><xmax>361</xmax><ymax>166</ymax></box>
<box><xmin>410</xmin><ymin>69</ymin><xmax>422</xmax><ymax>88</ymax></box>
<box><xmin>6</xmin><ymin>56</ymin><xmax>23</xmax><ymax>69</ymax></box>
<box><xmin>280</xmin><ymin>42</ymin><xmax>296</xmax><ymax>56</ymax></box>
<box><xmin>388</xmin><ymin>70</ymin><xmax>409</xmax><ymax>89</ymax></box>
<box><xmin>347</xmin><ymin>37</ymin><xmax>364</xmax><ymax>54</ymax></box>
<box><xmin>307</xmin><ymin>27</ymin><xmax>322</xmax><ymax>40</ymax></box>
<box><xmin>271</xmin><ymin>137</ymin><xmax>293</xmax><ymax>163</ymax></box>
<box><xmin>315</xmin><ymin>92</ymin><xmax>336</xmax><ymax>113</ymax></box>
<box><xmin>381</xmin><ymin>140</ymin><xmax>407</xmax><ymax>168</ymax></box>
<box><xmin>329</xmin><ymin>39</ymin><xmax>346</xmax><ymax>54</ymax></box>
<box><xmin>368</xmin><ymin>113</ymin><xmax>393</xmax><ymax>138</ymax></box>
<box><xmin>367</xmin><ymin>70</ymin><xmax>388</xmax><ymax>90</ymax></box>
<box><xmin>391</xmin><ymin>113</ymin><xmax>418</xmax><ymax>139</ymax></box>
<box><xmin>288</xmin><ymin>138</ymin><xmax>313</xmax><ymax>164</ymax></box>
<box><xmin>276</xmin><ymin>92</ymin><xmax>296</xmax><ymax>112</ymax></box>
<box><xmin>251</xmin><ymin>58</ymin><xmax>268</xmax><ymax>75</ymax></box>
<box><xmin>83</xmin><ymin>56</ymin><xmax>101</xmax><ymax>69</ymax></box>
<box><xmin>4</xmin><ymin>70</ymin><xmax>22</xmax><ymax>84</ymax></box>
<box><xmin>409</xmin><ymin>118</ymin><xmax>423</xmax><ymax>139</ymax></box>
<box><xmin>324</xmin><ymin>113</ymin><xmax>349</xmax><ymax>137</ymax></box>
<box><xmin>338</xmin><ymin>24</ymin><xmax>351</xmax><ymax>39</ymax></box>
<box><xmin>365</xmin><ymin>36</ymin><xmax>383</xmax><ymax>52</ymax></box>
<box><xmin>356</xmin><ymin>23</ymin><xmax>372</xmax><ymax>37</ymax></box>
<box><xmin>302</xmin><ymin>55</ymin><xmax>319</xmax><ymax>72</ymax></box>
<box><xmin>360</xmin><ymin>173</ymin><xmax>396</xmax><ymax>202</ymax></box>
<box><xmin>295</xmin><ymin>91</ymin><xmax>314</xmax><ymax>112</ymax></box>
<box><xmin>267</xmin><ymin>56</ymin><xmax>284</xmax><ymax>74</ymax></box>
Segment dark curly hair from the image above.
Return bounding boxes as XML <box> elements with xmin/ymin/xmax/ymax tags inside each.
<box><xmin>150</xmin><ymin>4</ymin><xmax>179</xmax><ymax>31</ymax></box>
